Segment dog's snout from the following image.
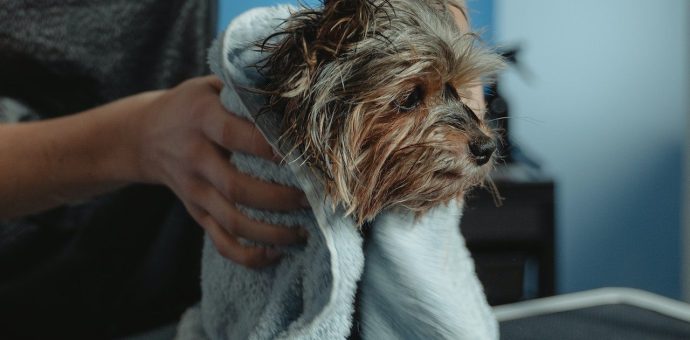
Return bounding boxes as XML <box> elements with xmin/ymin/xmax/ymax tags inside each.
<box><xmin>469</xmin><ymin>136</ymin><xmax>496</xmax><ymax>166</ymax></box>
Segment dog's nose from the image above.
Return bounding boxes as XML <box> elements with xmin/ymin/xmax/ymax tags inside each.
<box><xmin>469</xmin><ymin>136</ymin><xmax>496</xmax><ymax>166</ymax></box>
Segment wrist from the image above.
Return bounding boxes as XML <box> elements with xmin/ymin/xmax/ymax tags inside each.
<box><xmin>91</xmin><ymin>91</ymin><xmax>163</xmax><ymax>185</ymax></box>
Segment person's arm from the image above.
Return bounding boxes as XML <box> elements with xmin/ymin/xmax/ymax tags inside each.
<box><xmin>0</xmin><ymin>91</ymin><xmax>148</xmax><ymax>215</ymax></box>
<box><xmin>0</xmin><ymin>75</ymin><xmax>306</xmax><ymax>267</ymax></box>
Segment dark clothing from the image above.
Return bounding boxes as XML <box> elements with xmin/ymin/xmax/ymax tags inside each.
<box><xmin>0</xmin><ymin>0</ymin><xmax>215</xmax><ymax>117</ymax></box>
<box><xmin>0</xmin><ymin>1</ymin><xmax>215</xmax><ymax>338</ymax></box>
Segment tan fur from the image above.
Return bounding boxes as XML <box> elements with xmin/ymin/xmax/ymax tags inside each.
<box><xmin>259</xmin><ymin>0</ymin><xmax>504</xmax><ymax>224</ymax></box>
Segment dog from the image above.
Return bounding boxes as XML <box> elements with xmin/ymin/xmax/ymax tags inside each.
<box><xmin>259</xmin><ymin>0</ymin><xmax>504</xmax><ymax>224</ymax></box>
<box><xmin>176</xmin><ymin>1</ymin><xmax>505</xmax><ymax>338</ymax></box>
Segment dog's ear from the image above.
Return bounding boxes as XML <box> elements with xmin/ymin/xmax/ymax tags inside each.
<box><xmin>261</xmin><ymin>0</ymin><xmax>381</xmax><ymax>99</ymax></box>
<box><xmin>316</xmin><ymin>0</ymin><xmax>381</xmax><ymax>54</ymax></box>
<box><xmin>260</xmin><ymin>0</ymin><xmax>384</xmax><ymax>203</ymax></box>
<box><xmin>313</xmin><ymin>0</ymin><xmax>379</xmax><ymax>61</ymax></box>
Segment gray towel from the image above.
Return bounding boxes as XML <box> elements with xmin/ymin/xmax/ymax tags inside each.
<box><xmin>176</xmin><ymin>5</ymin><xmax>497</xmax><ymax>339</ymax></box>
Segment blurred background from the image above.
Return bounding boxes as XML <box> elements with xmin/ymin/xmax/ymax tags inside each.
<box><xmin>219</xmin><ymin>0</ymin><xmax>689</xmax><ymax>302</ymax></box>
<box><xmin>493</xmin><ymin>0</ymin><xmax>688</xmax><ymax>301</ymax></box>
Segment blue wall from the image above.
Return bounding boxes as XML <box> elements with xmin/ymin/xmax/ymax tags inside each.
<box><xmin>217</xmin><ymin>0</ymin><xmax>495</xmax><ymax>37</ymax></box>
<box><xmin>466</xmin><ymin>0</ymin><xmax>494</xmax><ymax>43</ymax></box>
<box><xmin>218</xmin><ymin>0</ymin><xmax>318</xmax><ymax>34</ymax></box>
<box><xmin>496</xmin><ymin>0</ymin><xmax>688</xmax><ymax>299</ymax></box>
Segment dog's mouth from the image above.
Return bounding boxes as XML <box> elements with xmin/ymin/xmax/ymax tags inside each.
<box><xmin>435</xmin><ymin>152</ymin><xmax>493</xmax><ymax>181</ymax></box>
<box><xmin>438</xmin><ymin>165</ymin><xmax>489</xmax><ymax>180</ymax></box>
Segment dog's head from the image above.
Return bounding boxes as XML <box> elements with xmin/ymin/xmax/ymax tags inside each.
<box><xmin>261</xmin><ymin>0</ymin><xmax>504</xmax><ymax>223</ymax></box>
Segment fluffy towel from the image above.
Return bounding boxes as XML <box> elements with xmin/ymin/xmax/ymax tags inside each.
<box><xmin>176</xmin><ymin>5</ymin><xmax>497</xmax><ymax>340</ymax></box>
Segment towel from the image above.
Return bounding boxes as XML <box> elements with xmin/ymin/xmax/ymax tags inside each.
<box><xmin>176</xmin><ymin>5</ymin><xmax>497</xmax><ymax>339</ymax></box>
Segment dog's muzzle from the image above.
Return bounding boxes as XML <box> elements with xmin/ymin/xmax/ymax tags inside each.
<box><xmin>469</xmin><ymin>135</ymin><xmax>496</xmax><ymax>166</ymax></box>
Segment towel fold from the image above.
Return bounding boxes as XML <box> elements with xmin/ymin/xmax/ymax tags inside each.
<box><xmin>176</xmin><ymin>5</ymin><xmax>497</xmax><ymax>339</ymax></box>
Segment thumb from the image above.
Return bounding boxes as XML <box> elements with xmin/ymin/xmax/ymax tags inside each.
<box><xmin>201</xmin><ymin>75</ymin><xmax>224</xmax><ymax>92</ymax></box>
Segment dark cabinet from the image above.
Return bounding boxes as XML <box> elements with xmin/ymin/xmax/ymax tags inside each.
<box><xmin>461</xmin><ymin>164</ymin><xmax>556</xmax><ymax>305</ymax></box>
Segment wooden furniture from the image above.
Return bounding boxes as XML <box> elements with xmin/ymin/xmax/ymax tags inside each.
<box><xmin>460</xmin><ymin>164</ymin><xmax>556</xmax><ymax>305</ymax></box>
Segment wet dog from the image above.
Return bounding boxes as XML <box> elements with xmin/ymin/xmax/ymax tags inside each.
<box><xmin>260</xmin><ymin>0</ymin><xmax>504</xmax><ymax>223</ymax></box>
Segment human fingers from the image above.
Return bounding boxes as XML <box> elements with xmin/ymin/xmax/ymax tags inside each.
<box><xmin>199</xmin><ymin>75</ymin><xmax>223</xmax><ymax>92</ymax></box>
<box><xmin>197</xmin><ymin>183</ymin><xmax>306</xmax><ymax>246</ymax></box>
<box><xmin>200</xmin><ymin>93</ymin><xmax>280</xmax><ymax>162</ymax></box>
<box><xmin>199</xmin><ymin>146</ymin><xmax>308</xmax><ymax>211</ymax></box>
<box><xmin>187</xmin><ymin>204</ymin><xmax>282</xmax><ymax>267</ymax></box>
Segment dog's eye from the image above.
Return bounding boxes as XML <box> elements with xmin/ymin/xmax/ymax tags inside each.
<box><xmin>397</xmin><ymin>86</ymin><xmax>424</xmax><ymax>112</ymax></box>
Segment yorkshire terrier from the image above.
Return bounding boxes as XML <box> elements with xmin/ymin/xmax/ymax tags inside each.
<box><xmin>259</xmin><ymin>0</ymin><xmax>504</xmax><ymax>223</ymax></box>
<box><xmin>176</xmin><ymin>1</ymin><xmax>505</xmax><ymax>338</ymax></box>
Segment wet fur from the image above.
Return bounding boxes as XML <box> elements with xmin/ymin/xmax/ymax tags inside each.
<box><xmin>260</xmin><ymin>0</ymin><xmax>504</xmax><ymax>223</ymax></box>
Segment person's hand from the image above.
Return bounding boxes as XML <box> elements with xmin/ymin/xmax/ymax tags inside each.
<box><xmin>135</xmin><ymin>75</ymin><xmax>309</xmax><ymax>267</ymax></box>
